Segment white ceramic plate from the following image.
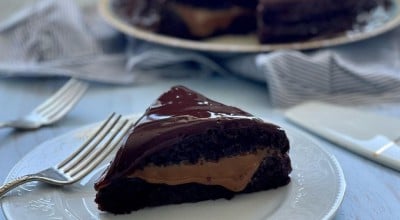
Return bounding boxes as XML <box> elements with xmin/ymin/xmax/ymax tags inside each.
<box><xmin>99</xmin><ymin>0</ymin><xmax>400</xmax><ymax>52</ymax></box>
<box><xmin>1</xmin><ymin>116</ymin><xmax>346</xmax><ymax>220</ymax></box>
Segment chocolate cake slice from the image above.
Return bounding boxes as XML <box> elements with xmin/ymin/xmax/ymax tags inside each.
<box><xmin>94</xmin><ymin>85</ymin><xmax>292</xmax><ymax>214</ymax></box>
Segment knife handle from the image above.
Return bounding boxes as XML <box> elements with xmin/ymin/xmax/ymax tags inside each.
<box><xmin>285</xmin><ymin>101</ymin><xmax>400</xmax><ymax>171</ymax></box>
<box><xmin>324</xmin><ymin>129</ymin><xmax>400</xmax><ymax>171</ymax></box>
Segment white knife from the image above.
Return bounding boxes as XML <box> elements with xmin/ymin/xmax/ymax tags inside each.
<box><xmin>285</xmin><ymin>101</ymin><xmax>400</xmax><ymax>171</ymax></box>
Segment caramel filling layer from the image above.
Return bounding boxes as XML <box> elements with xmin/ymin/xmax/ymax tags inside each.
<box><xmin>129</xmin><ymin>149</ymin><xmax>269</xmax><ymax>192</ymax></box>
<box><xmin>170</xmin><ymin>4</ymin><xmax>250</xmax><ymax>37</ymax></box>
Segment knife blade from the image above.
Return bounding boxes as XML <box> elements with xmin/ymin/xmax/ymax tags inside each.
<box><xmin>285</xmin><ymin>101</ymin><xmax>400</xmax><ymax>171</ymax></box>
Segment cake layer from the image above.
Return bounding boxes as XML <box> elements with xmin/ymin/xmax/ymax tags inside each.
<box><xmin>170</xmin><ymin>0</ymin><xmax>236</xmax><ymax>9</ymax></box>
<box><xmin>258</xmin><ymin>13</ymin><xmax>355</xmax><ymax>43</ymax></box>
<box><xmin>257</xmin><ymin>0</ymin><xmax>390</xmax><ymax>42</ymax></box>
<box><xmin>172</xmin><ymin>0</ymin><xmax>258</xmax><ymax>8</ymax></box>
<box><xmin>95</xmin><ymin>152</ymin><xmax>291</xmax><ymax>214</ymax></box>
<box><xmin>161</xmin><ymin>3</ymin><xmax>253</xmax><ymax>38</ymax></box>
<box><xmin>158</xmin><ymin>2</ymin><xmax>256</xmax><ymax>39</ymax></box>
<box><xmin>258</xmin><ymin>0</ymin><xmax>383</xmax><ymax>23</ymax></box>
<box><xmin>113</xmin><ymin>0</ymin><xmax>256</xmax><ymax>39</ymax></box>
<box><xmin>130</xmin><ymin>149</ymin><xmax>277</xmax><ymax>192</ymax></box>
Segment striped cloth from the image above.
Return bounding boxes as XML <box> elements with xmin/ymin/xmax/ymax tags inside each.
<box><xmin>255</xmin><ymin>49</ymin><xmax>400</xmax><ymax>108</ymax></box>
<box><xmin>0</xmin><ymin>0</ymin><xmax>133</xmax><ymax>84</ymax></box>
<box><xmin>127</xmin><ymin>29</ymin><xmax>400</xmax><ymax>107</ymax></box>
<box><xmin>1</xmin><ymin>0</ymin><xmax>400</xmax><ymax>107</ymax></box>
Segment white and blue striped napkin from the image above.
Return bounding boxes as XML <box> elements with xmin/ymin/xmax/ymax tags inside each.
<box><xmin>0</xmin><ymin>0</ymin><xmax>133</xmax><ymax>84</ymax></box>
<box><xmin>1</xmin><ymin>0</ymin><xmax>400</xmax><ymax>107</ymax></box>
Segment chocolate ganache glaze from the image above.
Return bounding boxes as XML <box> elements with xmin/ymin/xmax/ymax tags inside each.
<box><xmin>95</xmin><ymin>85</ymin><xmax>288</xmax><ymax>190</ymax></box>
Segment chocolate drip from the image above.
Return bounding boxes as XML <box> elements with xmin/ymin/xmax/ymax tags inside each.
<box><xmin>95</xmin><ymin>86</ymin><xmax>285</xmax><ymax>190</ymax></box>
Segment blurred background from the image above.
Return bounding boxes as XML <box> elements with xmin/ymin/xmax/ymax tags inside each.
<box><xmin>0</xmin><ymin>0</ymin><xmax>96</xmax><ymax>21</ymax></box>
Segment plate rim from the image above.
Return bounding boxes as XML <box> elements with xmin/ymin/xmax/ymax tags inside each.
<box><xmin>283</xmin><ymin>124</ymin><xmax>347</xmax><ymax>220</ymax></box>
<box><xmin>1</xmin><ymin>115</ymin><xmax>346</xmax><ymax>220</ymax></box>
<box><xmin>98</xmin><ymin>0</ymin><xmax>400</xmax><ymax>53</ymax></box>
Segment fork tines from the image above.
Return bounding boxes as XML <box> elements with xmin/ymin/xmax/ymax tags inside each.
<box><xmin>57</xmin><ymin>113</ymin><xmax>133</xmax><ymax>182</ymax></box>
<box><xmin>35</xmin><ymin>78</ymin><xmax>89</xmax><ymax>121</ymax></box>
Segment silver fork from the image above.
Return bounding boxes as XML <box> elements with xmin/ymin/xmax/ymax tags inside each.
<box><xmin>0</xmin><ymin>78</ymin><xmax>88</xmax><ymax>130</ymax></box>
<box><xmin>0</xmin><ymin>113</ymin><xmax>133</xmax><ymax>198</ymax></box>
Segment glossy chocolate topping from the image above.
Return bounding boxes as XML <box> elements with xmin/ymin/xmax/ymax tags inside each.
<box><xmin>95</xmin><ymin>86</ymin><xmax>282</xmax><ymax>190</ymax></box>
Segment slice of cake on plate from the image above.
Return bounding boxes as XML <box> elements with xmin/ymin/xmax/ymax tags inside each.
<box><xmin>94</xmin><ymin>85</ymin><xmax>292</xmax><ymax>214</ymax></box>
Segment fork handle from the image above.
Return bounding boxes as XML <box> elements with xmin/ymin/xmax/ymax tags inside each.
<box><xmin>0</xmin><ymin>175</ymin><xmax>35</xmax><ymax>198</ymax></box>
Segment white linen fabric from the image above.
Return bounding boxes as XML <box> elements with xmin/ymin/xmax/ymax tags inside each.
<box><xmin>1</xmin><ymin>0</ymin><xmax>400</xmax><ymax>107</ymax></box>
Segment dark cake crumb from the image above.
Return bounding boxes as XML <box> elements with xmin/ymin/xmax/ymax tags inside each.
<box><xmin>137</xmin><ymin>125</ymin><xmax>289</xmax><ymax>168</ymax></box>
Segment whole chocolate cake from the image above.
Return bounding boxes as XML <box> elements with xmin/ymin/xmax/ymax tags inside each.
<box><xmin>94</xmin><ymin>86</ymin><xmax>292</xmax><ymax>214</ymax></box>
<box><xmin>112</xmin><ymin>0</ymin><xmax>392</xmax><ymax>43</ymax></box>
